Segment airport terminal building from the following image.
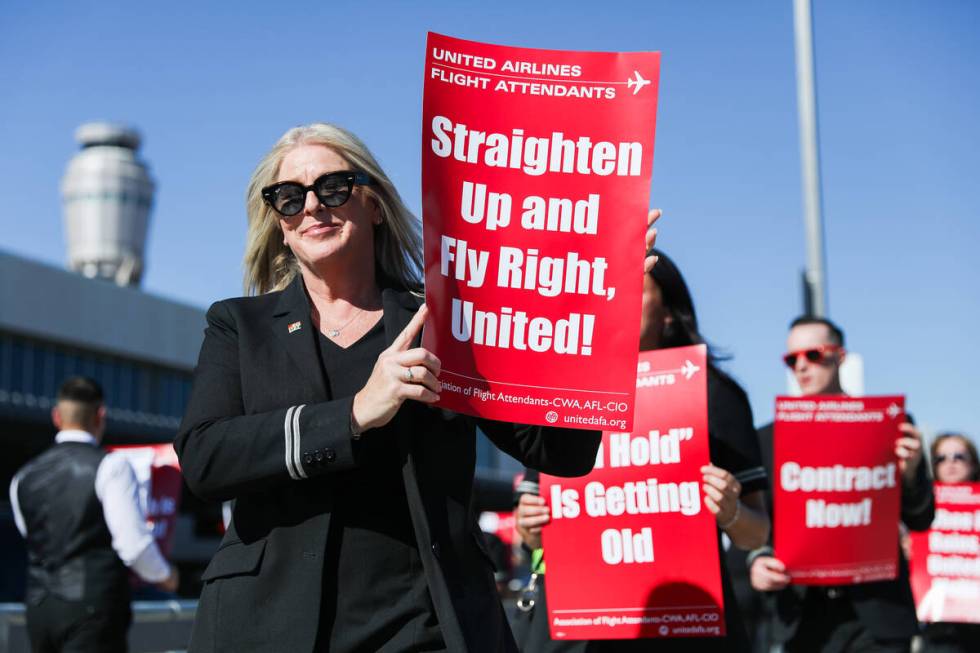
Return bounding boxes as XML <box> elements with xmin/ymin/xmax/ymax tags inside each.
<box><xmin>0</xmin><ymin>124</ymin><xmax>518</xmax><ymax>604</ymax></box>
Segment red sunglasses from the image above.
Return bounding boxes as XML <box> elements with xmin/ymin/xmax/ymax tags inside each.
<box><xmin>783</xmin><ymin>344</ymin><xmax>844</xmax><ymax>369</ymax></box>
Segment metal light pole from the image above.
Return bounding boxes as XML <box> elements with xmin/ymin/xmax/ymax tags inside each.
<box><xmin>793</xmin><ymin>0</ymin><xmax>828</xmax><ymax>316</ymax></box>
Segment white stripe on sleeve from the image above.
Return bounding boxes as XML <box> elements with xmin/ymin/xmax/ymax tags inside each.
<box><xmin>292</xmin><ymin>405</ymin><xmax>307</xmax><ymax>479</ymax></box>
<box><xmin>284</xmin><ymin>406</ymin><xmax>299</xmax><ymax>480</ymax></box>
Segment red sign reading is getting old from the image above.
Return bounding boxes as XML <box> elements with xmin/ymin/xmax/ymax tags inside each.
<box><xmin>540</xmin><ymin>346</ymin><xmax>724</xmax><ymax>640</ymax></box>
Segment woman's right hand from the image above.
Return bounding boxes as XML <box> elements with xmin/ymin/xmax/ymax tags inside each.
<box><xmin>515</xmin><ymin>493</ymin><xmax>551</xmax><ymax>551</ymax></box>
<box><xmin>352</xmin><ymin>304</ymin><xmax>441</xmax><ymax>433</ymax></box>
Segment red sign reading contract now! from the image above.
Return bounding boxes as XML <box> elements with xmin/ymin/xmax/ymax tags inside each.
<box><xmin>421</xmin><ymin>32</ymin><xmax>660</xmax><ymax>430</ymax></box>
<box><xmin>540</xmin><ymin>346</ymin><xmax>724</xmax><ymax>640</ymax></box>
<box><xmin>774</xmin><ymin>396</ymin><xmax>905</xmax><ymax>585</ymax></box>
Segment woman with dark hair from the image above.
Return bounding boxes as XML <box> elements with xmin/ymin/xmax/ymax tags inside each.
<box><xmin>930</xmin><ymin>433</ymin><xmax>980</xmax><ymax>483</ymax></box>
<box><xmin>514</xmin><ymin>248</ymin><xmax>770</xmax><ymax>652</ymax></box>
<box><xmin>919</xmin><ymin>433</ymin><xmax>980</xmax><ymax>652</ymax></box>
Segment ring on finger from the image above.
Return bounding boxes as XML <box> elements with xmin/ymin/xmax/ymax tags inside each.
<box><xmin>404</xmin><ymin>366</ymin><xmax>414</xmax><ymax>382</ymax></box>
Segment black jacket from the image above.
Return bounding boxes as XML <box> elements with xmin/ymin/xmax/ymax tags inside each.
<box><xmin>753</xmin><ymin>421</ymin><xmax>935</xmax><ymax>643</ymax></box>
<box><xmin>174</xmin><ymin>277</ymin><xmax>601</xmax><ymax>653</ymax></box>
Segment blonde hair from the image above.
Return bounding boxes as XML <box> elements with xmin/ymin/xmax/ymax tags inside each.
<box><xmin>243</xmin><ymin>124</ymin><xmax>423</xmax><ymax>295</ymax></box>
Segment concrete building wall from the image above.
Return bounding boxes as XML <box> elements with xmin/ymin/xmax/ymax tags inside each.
<box><xmin>0</xmin><ymin>250</ymin><xmax>205</xmax><ymax>370</ymax></box>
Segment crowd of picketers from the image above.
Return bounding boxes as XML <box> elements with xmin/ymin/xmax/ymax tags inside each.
<box><xmin>498</xmin><ymin>256</ymin><xmax>978</xmax><ymax>653</ymax></box>
<box><xmin>11</xmin><ymin>122</ymin><xmax>978</xmax><ymax>653</ymax></box>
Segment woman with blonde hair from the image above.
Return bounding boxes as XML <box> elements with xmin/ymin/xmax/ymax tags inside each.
<box><xmin>175</xmin><ymin>123</ymin><xmax>655</xmax><ymax>652</ymax></box>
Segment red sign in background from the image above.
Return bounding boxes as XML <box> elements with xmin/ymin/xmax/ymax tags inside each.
<box><xmin>910</xmin><ymin>483</ymin><xmax>980</xmax><ymax>624</ymax></box>
<box><xmin>540</xmin><ymin>346</ymin><xmax>724</xmax><ymax>640</ymax></box>
<box><xmin>421</xmin><ymin>32</ymin><xmax>660</xmax><ymax>430</ymax></box>
<box><xmin>107</xmin><ymin>444</ymin><xmax>182</xmax><ymax>562</ymax></box>
<box><xmin>774</xmin><ymin>396</ymin><xmax>905</xmax><ymax>585</ymax></box>
<box><xmin>479</xmin><ymin>510</ymin><xmax>517</xmax><ymax>549</ymax></box>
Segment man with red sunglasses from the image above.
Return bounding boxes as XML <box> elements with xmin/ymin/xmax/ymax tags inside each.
<box><xmin>747</xmin><ymin>316</ymin><xmax>934</xmax><ymax>653</ymax></box>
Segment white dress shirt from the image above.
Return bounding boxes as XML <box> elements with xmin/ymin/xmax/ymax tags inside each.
<box><xmin>9</xmin><ymin>430</ymin><xmax>172</xmax><ymax>584</ymax></box>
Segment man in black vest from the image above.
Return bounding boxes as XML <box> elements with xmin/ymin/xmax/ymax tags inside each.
<box><xmin>9</xmin><ymin>377</ymin><xmax>179</xmax><ymax>653</ymax></box>
<box><xmin>749</xmin><ymin>317</ymin><xmax>933</xmax><ymax>653</ymax></box>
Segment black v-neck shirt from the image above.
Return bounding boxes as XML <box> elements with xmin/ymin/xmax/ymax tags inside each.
<box><xmin>313</xmin><ymin>319</ymin><xmax>445</xmax><ymax>652</ymax></box>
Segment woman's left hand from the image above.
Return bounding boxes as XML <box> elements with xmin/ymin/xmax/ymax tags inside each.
<box><xmin>701</xmin><ymin>463</ymin><xmax>741</xmax><ymax>528</ymax></box>
<box><xmin>644</xmin><ymin>209</ymin><xmax>662</xmax><ymax>273</ymax></box>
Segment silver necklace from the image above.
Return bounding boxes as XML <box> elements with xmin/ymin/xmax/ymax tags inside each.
<box><xmin>324</xmin><ymin>307</ymin><xmax>364</xmax><ymax>338</ymax></box>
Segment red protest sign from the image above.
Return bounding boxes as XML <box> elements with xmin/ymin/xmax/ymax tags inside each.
<box><xmin>421</xmin><ymin>32</ymin><xmax>660</xmax><ymax>431</ymax></box>
<box><xmin>773</xmin><ymin>396</ymin><xmax>905</xmax><ymax>585</ymax></box>
<box><xmin>910</xmin><ymin>483</ymin><xmax>980</xmax><ymax>624</ymax></box>
<box><xmin>540</xmin><ymin>346</ymin><xmax>724</xmax><ymax>640</ymax></box>
<box><xmin>108</xmin><ymin>443</ymin><xmax>182</xmax><ymax>559</ymax></box>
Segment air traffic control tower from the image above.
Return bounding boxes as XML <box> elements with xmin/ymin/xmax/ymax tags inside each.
<box><xmin>62</xmin><ymin>123</ymin><xmax>155</xmax><ymax>286</ymax></box>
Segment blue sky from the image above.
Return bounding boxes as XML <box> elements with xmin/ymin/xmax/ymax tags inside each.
<box><xmin>1</xmin><ymin>1</ymin><xmax>977</xmax><ymax>441</ymax></box>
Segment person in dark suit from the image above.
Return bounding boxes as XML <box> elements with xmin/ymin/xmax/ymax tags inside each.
<box><xmin>749</xmin><ymin>316</ymin><xmax>933</xmax><ymax>653</ymax></box>
<box><xmin>10</xmin><ymin>377</ymin><xmax>179</xmax><ymax>653</ymax></box>
<box><xmin>174</xmin><ymin>123</ymin><xmax>658</xmax><ymax>652</ymax></box>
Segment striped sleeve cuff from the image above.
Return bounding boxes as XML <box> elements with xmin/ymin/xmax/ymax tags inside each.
<box><xmin>284</xmin><ymin>404</ymin><xmax>308</xmax><ymax>481</ymax></box>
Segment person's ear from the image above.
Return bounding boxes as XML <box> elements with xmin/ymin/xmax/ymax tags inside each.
<box><xmin>92</xmin><ymin>405</ymin><xmax>107</xmax><ymax>440</ymax></box>
<box><xmin>51</xmin><ymin>406</ymin><xmax>63</xmax><ymax>430</ymax></box>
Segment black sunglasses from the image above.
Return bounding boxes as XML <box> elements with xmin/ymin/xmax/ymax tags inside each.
<box><xmin>262</xmin><ymin>170</ymin><xmax>373</xmax><ymax>217</ymax></box>
<box><xmin>935</xmin><ymin>453</ymin><xmax>969</xmax><ymax>464</ymax></box>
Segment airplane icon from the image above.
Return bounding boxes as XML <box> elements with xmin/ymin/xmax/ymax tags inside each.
<box><xmin>681</xmin><ymin>360</ymin><xmax>701</xmax><ymax>380</ymax></box>
<box><xmin>886</xmin><ymin>403</ymin><xmax>901</xmax><ymax>419</ymax></box>
<box><xmin>626</xmin><ymin>70</ymin><xmax>651</xmax><ymax>95</ymax></box>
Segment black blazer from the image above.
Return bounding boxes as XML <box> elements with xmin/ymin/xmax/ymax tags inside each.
<box><xmin>174</xmin><ymin>276</ymin><xmax>601</xmax><ymax>653</ymax></box>
<box><xmin>753</xmin><ymin>422</ymin><xmax>935</xmax><ymax>643</ymax></box>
